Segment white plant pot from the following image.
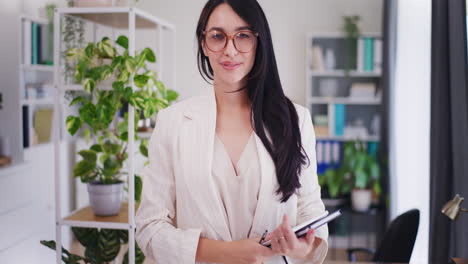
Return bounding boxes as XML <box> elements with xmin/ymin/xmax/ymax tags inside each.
<box><xmin>351</xmin><ymin>189</ymin><xmax>372</xmax><ymax>212</ymax></box>
<box><xmin>87</xmin><ymin>181</ymin><xmax>123</xmax><ymax>216</ymax></box>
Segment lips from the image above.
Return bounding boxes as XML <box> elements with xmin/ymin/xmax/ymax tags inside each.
<box><xmin>220</xmin><ymin>62</ymin><xmax>241</xmax><ymax>70</ymax></box>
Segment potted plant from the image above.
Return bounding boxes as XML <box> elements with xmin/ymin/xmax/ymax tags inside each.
<box><xmin>342</xmin><ymin>15</ymin><xmax>361</xmax><ymax>73</ymax></box>
<box><xmin>319</xmin><ymin>165</ymin><xmax>351</xmax><ymax>204</ymax></box>
<box><xmin>65</xmin><ymin>35</ymin><xmax>178</xmax><ymax>216</ymax></box>
<box><xmin>342</xmin><ymin>140</ymin><xmax>381</xmax><ymax>212</ymax></box>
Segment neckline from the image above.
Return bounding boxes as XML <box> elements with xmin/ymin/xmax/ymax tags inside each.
<box><xmin>215</xmin><ymin>132</ymin><xmax>254</xmax><ymax>176</ymax></box>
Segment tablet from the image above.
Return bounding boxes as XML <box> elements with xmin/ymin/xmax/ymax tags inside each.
<box><xmin>261</xmin><ymin>210</ymin><xmax>342</xmax><ymax>247</ymax></box>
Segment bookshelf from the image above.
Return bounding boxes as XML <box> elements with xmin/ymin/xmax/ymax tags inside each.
<box><xmin>19</xmin><ymin>15</ymin><xmax>55</xmax><ymax>149</ymax></box>
<box><xmin>306</xmin><ymin>32</ymin><xmax>383</xmax><ymax>174</ymax></box>
<box><xmin>52</xmin><ymin>7</ymin><xmax>175</xmax><ymax>264</ymax></box>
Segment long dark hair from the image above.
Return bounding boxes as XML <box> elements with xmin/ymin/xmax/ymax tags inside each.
<box><xmin>196</xmin><ymin>0</ymin><xmax>309</xmax><ymax>202</ymax></box>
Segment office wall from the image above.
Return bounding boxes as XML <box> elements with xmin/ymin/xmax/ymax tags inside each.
<box><xmin>136</xmin><ymin>0</ymin><xmax>384</xmax><ymax>104</ymax></box>
<box><xmin>390</xmin><ymin>0</ymin><xmax>431</xmax><ymax>262</ymax></box>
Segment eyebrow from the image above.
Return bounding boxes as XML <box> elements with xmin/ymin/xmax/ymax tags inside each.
<box><xmin>207</xmin><ymin>26</ymin><xmax>253</xmax><ymax>31</ymax></box>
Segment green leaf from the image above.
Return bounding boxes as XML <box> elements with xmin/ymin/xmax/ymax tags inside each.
<box><xmin>83</xmin><ymin>78</ymin><xmax>95</xmax><ymax>94</ymax></box>
<box><xmin>103</xmin><ymin>157</ymin><xmax>120</xmax><ymax>177</ymax></box>
<box><xmin>79</xmin><ymin>102</ymin><xmax>97</xmax><ymax>127</ymax></box>
<box><xmin>134</xmin><ymin>75</ymin><xmax>149</xmax><ymax>88</ymax></box>
<box><xmin>124</xmin><ymin>57</ymin><xmax>136</xmax><ymax>73</ymax></box>
<box><xmin>373</xmin><ymin>182</ymin><xmax>382</xmax><ymax>196</ymax></box>
<box><xmin>66</xmin><ymin>116</ymin><xmax>82</xmax><ymax>136</ymax></box>
<box><xmin>139</xmin><ymin>142</ymin><xmax>148</xmax><ymax>158</ymax></box>
<box><xmin>72</xmin><ymin>227</ymin><xmax>99</xmax><ymax>248</ymax></box>
<box><xmin>123</xmin><ymin>242</ymin><xmax>145</xmax><ymax>264</ymax></box>
<box><xmin>85</xmin><ymin>43</ymin><xmax>96</xmax><ymax>58</ymax></box>
<box><xmin>354</xmin><ymin>168</ymin><xmax>368</xmax><ymax>189</ymax></box>
<box><xmin>135</xmin><ymin>175</ymin><xmax>143</xmax><ymax>202</ymax></box>
<box><xmin>166</xmin><ymin>89</ymin><xmax>179</xmax><ymax>102</ymax></box>
<box><xmin>90</xmin><ymin>144</ymin><xmax>103</xmax><ymax>152</ymax></box>
<box><xmin>78</xmin><ymin>149</ymin><xmax>97</xmax><ymax>163</ymax></box>
<box><xmin>143</xmin><ymin>47</ymin><xmax>156</xmax><ymax>62</ymax></box>
<box><xmin>73</xmin><ymin>160</ymin><xmax>96</xmax><ymax>178</ymax></box>
<box><xmin>83</xmin><ymin>129</ymin><xmax>91</xmax><ymax>144</ymax></box>
<box><xmin>69</xmin><ymin>96</ymin><xmax>85</xmax><ymax>106</ymax></box>
<box><xmin>116</xmin><ymin>35</ymin><xmax>129</xmax><ymax>49</ymax></box>
<box><xmin>124</xmin><ymin>87</ymin><xmax>133</xmax><ymax>100</ymax></box>
<box><xmin>112</xmin><ymin>81</ymin><xmax>125</xmax><ymax>93</ymax></box>
<box><xmin>98</xmin><ymin>229</ymin><xmax>121</xmax><ymax>262</ymax></box>
<box><xmin>117</xmin><ymin>70</ymin><xmax>130</xmax><ymax>82</ymax></box>
<box><xmin>102</xmin><ymin>141</ymin><xmax>120</xmax><ymax>154</ymax></box>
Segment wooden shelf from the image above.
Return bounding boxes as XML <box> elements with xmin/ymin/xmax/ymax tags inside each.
<box><xmin>62</xmin><ymin>202</ymin><xmax>139</xmax><ymax>230</ymax></box>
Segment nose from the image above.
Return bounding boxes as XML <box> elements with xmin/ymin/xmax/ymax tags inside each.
<box><xmin>223</xmin><ymin>37</ymin><xmax>238</xmax><ymax>58</ymax></box>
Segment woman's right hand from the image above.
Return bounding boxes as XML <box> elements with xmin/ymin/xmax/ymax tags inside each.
<box><xmin>222</xmin><ymin>237</ymin><xmax>276</xmax><ymax>264</ymax></box>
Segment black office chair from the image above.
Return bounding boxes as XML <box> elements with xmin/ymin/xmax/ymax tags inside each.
<box><xmin>347</xmin><ymin>209</ymin><xmax>420</xmax><ymax>263</ymax></box>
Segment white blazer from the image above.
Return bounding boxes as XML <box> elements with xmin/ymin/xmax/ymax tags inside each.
<box><xmin>135</xmin><ymin>89</ymin><xmax>328</xmax><ymax>264</ymax></box>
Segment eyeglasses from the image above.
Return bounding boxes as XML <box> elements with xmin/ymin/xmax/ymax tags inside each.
<box><xmin>203</xmin><ymin>29</ymin><xmax>259</xmax><ymax>53</ymax></box>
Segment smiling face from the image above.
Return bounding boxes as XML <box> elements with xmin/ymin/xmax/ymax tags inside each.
<box><xmin>202</xmin><ymin>3</ymin><xmax>257</xmax><ymax>89</ymax></box>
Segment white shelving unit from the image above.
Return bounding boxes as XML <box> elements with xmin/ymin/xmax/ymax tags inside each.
<box><xmin>19</xmin><ymin>15</ymin><xmax>55</xmax><ymax>150</ymax></box>
<box><xmin>305</xmin><ymin>32</ymin><xmax>383</xmax><ymax>142</ymax></box>
<box><xmin>53</xmin><ymin>7</ymin><xmax>175</xmax><ymax>264</ymax></box>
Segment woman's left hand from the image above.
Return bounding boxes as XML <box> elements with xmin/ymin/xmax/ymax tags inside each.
<box><xmin>264</xmin><ymin>214</ymin><xmax>315</xmax><ymax>260</ymax></box>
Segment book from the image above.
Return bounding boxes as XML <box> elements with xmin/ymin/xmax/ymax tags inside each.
<box><xmin>350</xmin><ymin>82</ymin><xmax>377</xmax><ymax>98</ymax></box>
<box><xmin>334</xmin><ymin>104</ymin><xmax>345</xmax><ymax>136</ymax></box>
<box><xmin>357</xmin><ymin>37</ymin><xmax>364</xmax><ymax>72</ymax></box>
<box><xmin>22</xmin><ymin>105</ymin><xmax>30</xmax><ymax>148</ymax></box>
<box><xmin>23</xmin><ymin>20</ymin><xmax>32</xmax><ymax>65</ymax></box>
<box><xmin>364</xmin><ymin>37</ymin><xmax>374</xmax><ymax>72</ymax></box>
<box><xmin>31</xmin><ymin>22</ymin><xmax>40</xmax><ymax>65</ymax></box>
<box><xmin>373</xmin><ymin>38</ymin><xmax>383</xmax><ymax>74</ymax></box>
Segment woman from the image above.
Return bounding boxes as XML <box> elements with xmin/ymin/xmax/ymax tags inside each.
<box><xmin>135</xmin><ymin>0</ymin><xmax>328</xmax><ymax>263</ymax></box>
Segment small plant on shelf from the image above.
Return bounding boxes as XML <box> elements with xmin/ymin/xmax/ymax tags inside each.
<box><xmin>320</xmin><ymin>139</ymin><xmax>381</xmax><ymax>211</ymax></box>
<box><xmin>342</xmin><ymin>15</ymin><xmax>361</xmax><ymax>73</ymax></box>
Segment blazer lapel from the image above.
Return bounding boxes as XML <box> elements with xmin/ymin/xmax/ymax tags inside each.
<box><xmin>180</xmin><ymin>89</ymin><xmax>232</xmax><ymax>240</ymax></box>
<box><xmin>250</xmin><ymin>130</ymin><xmax>278</xmax><ymax>237</ymax></box>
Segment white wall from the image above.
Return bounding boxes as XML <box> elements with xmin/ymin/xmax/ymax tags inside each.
<box><xmin>136</xmin><ymin>0</ymin><xmax>383</xmax><ymax>104</ymax></box>
<box><xmin>390</xmin><ymin>0</ymin><xmax>431</xmax><ymax>262</ymax></box>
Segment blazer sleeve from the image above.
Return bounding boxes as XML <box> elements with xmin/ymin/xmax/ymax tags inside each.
<box><xmin>292</xmin><ymin>107</ymin><xmax>329</xmax><ymax>264</ymax></box>
<box><xmin>135</xmin><ymin>108</ymin><xmax>202</xmax><ymax>264</ymax></box>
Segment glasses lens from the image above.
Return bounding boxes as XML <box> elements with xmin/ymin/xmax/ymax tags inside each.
<box><xmin>234</xmin><ymin>31</ymin><xmax>256</xmax><ymax>52</ymax></box>
<box><xmin>205</xmin><ymin>30</ymin><xmax>226</xmax><ymax>52</ymax></box>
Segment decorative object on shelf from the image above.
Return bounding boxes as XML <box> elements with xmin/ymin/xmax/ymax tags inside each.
<box><xmin>324</xmin><ymin>48</ymin><xmax>336</xmax><ymax>70</ymax></box>
<box><xmin>442</xmin><ymin>194</ymin><xmax>467</xmax><ymax>220</ymax></box>
<box><xmin>311</xmin><ymin>45</ymin><xmax>325</xmax><ymax>71</ymax></box>
<box><xmin>349</xmin><ymin>82</ymin><xmax>376</xmax><ymax>98</ymax></box>
<box><xmin>321</xmin><ymin>140</ymin><xmax>381</xmax><ymax>212</ymax></box>
<box><xmin>33</xmin><ymin>108</ymin><xmax>54</xmax><ymax>144</ymax></box>
<box><xmin>344</xmin><ymin>118</ymin><xmax>369</xmax><ymax>139</ymax></box>
<box><xmin>319</xmin><ymin>79</ymin><xmax>338</xmax><ymax>97</ymax></box>
<box><xmin>342</xmin><ymin>15</ymin><xmax>361</xmax><ymax>72</ymax></box>
<box><xmin>65</xmin><ymin>35</ymin><xmax>178</xmax><ymax>216</ymax></box>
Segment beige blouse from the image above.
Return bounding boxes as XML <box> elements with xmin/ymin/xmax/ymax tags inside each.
<box><xmin>212</xmin><ymin>132</ymin><xmax>261</xmax><ymax>241</ymax></box>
